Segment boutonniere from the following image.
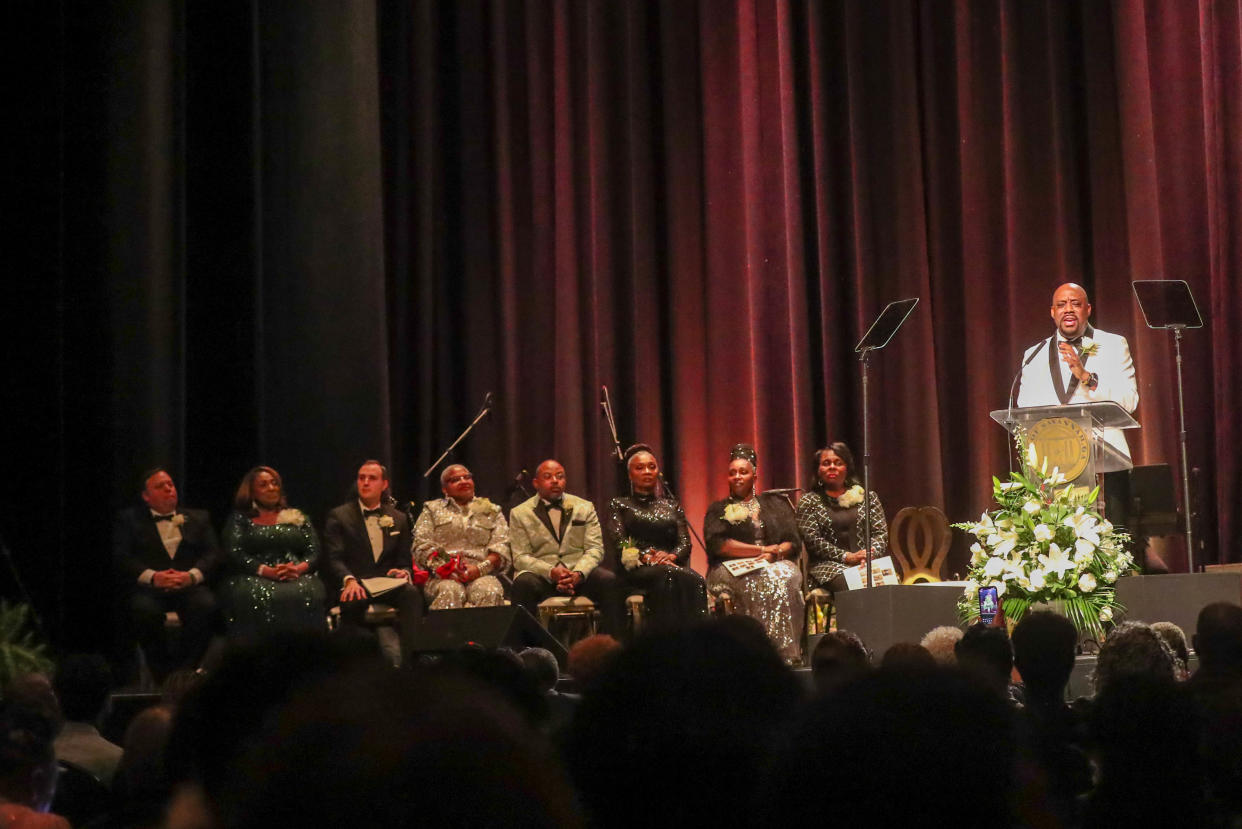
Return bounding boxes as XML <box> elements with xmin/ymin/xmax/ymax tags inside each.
<box><xmin>171</xmin><ymin>514</ymin><xmax>186</xmax><ymax>528</ymax></box>
<box><xmin>378</xmin><ymin>514</ymin><xmax>394</xmax><ymax>528</ymax></box>
<box><xmin>276</xmin><ymin>508</ymin><xmax>306</xmax><ymax>526</ymax></box>
<box><xmin>1079</xmin><ymin>337</ymin><xmax>1099</xmax><ymax>358</ymax></box>
<box><xmin>722</xmin><ymin>503</ymin><xmax>750</xmax><ymax>524</ymax></box>
<box><xmin>836</xmin><ymin>485</ymin><xmax>865</xmax><ymax>508</ymax></box>
<box><xmin>620</xmin><ymin>538</ymin><xmax>641</xmax><ymax>570</ymax></box>
<box><xmin>470</xmin><ymin>497</ymin><xmax>495</xmax><ymax>515</ymax></box>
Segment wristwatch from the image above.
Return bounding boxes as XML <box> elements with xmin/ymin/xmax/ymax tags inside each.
<box><xmin>1086</xmin><ymin>372</ymin><xmax>1099</xmax><ymax>390</ymax></box>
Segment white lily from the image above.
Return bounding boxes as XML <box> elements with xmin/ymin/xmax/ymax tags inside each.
<box><xmin>1038</xmin><ymin>543</ymin><xmax>1075</xmax><ymax>579</ymax></box>
<box><xmin>1033</xmin><ymin>524</ymin><xmax>1053</xmax><ymax>542</ymax></box>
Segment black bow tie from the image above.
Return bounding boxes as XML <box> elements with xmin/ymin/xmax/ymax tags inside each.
<box><xmin>362</xmin><ymin>508</ymin><xmax>383</xmax><ymax>519</ymax></box>
<box><xmin>153</xmin><ymin>513</ymin><xmax>175</xmax><ymax>522</ymax></box>
<box><xmin>544</xmin><ymin>499</ymin><xmax>564</xmax><ymax>512</ymax></box>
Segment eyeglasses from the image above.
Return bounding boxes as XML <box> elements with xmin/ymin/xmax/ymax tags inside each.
<box><xmin>446</xmin><ymin>474</ymin><xmax>474</xmax><ymax>484</ymax></box>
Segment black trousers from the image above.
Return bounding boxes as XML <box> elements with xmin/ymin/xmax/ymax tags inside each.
<box><xmin>511</xmin><ymin>568</ymin><xmax>624</xmax><ymax>637</ymax></box>
<box><xmin>338</xmin><ymin>582</ymin><xmax>425</xmax><ymax>657</ymax></box>
<box><xmin>128</xmin><ymin>583</ymin><xmax>217</xmax><ymax>678</ymax></box>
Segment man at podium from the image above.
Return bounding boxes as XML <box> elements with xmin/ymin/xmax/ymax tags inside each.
<box><xmin>1017</xmin><ymin>283</ymin><xmax>1139</xmax><ymax>461</ymax></box>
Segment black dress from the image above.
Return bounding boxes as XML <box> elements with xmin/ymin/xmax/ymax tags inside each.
<box><xmin>606</xmin><ymin>493</ymin><xmax>707</xmax><ymax>630</ymax></box>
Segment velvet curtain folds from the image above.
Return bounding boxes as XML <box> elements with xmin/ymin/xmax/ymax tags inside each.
<box><xmin>7</xmin><ymin>0</ymin><xmax>1241</xmax><ymax>649</ymax></box>
<box><xmin>383</xmin><ymin>0</ymin><xmax>1241</xmax><ymax>574</ymax></box>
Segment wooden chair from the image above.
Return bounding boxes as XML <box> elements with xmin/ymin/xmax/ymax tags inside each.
<box><xmin>537</xmin><ymin>595</ymin><xmax>599</xmax><ymax>648</ymax></box>
<box><xmin>888</xmin><ymin>506</ymin><xmax>952</xmax><ymax>584</ymax></box>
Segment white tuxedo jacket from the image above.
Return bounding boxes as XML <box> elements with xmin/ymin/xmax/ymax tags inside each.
<box><xmin>1016</xmin><ymin>326</ymin><xmax>1139</xmax><ymax>461</ymax></box>
<box><xmin>509</xmin><ymin>493</ymin><xmax>604</xmax><ymax>581</ymax></box>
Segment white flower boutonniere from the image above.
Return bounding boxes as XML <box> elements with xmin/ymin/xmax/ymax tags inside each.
<box><xmin>276</xmin><ymin>508</ymin><xmax>306</xmax><ymax>526</ymax></box>
<box><xmin>470</xmin><ymin>497</ymin><xmax>495</xmax><ymax>515</ymax></box>
<box><xmin>621</xmin><ymin>541</ymin><xmax>641</xmax><ymax>570</ymax></box>
<box><xmin>722</xmin><ymin>503</ymin><xmax>750</xmax><ymax>524</ymax></box>
<box><xmin>836</xmin><ymin>485</ymin><xmax>865</xmax><ymax>509</ymax></box>
<box><xmin>171</xmin><ymin>514</ymin><xmax>186</xmax><ymax>528</ymax></box>
<box><xmin>1079</xmin><ymin>337</ymin><xmax>1099</xmax><ymax>358</ymax></box>
<box><xmin>378</xmin><ymin>514</ymin><xmax>394</xmax><ymax>528</ymax></box>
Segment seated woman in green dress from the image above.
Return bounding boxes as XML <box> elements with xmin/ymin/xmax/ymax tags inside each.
<box><xmin>220</xmin><ymin>465</ymin><xmax>326</xmax><ymax>638</ymax></box>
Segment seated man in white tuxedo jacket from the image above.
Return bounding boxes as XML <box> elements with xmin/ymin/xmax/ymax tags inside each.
<box><xmin>1017</xmin><ymin>282</ymin><xmax>1139</xmax><ymax>461</ymax></box>
<box><xmin>509</xmin><ymin>460</ymin><xmax>622</xmax><ymax>636</ymax></box>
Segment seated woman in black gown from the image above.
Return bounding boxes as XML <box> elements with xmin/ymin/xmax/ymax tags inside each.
<box><xmin>607</xmin><ymin>444</ymin><xmax>707</xmax><ymax>630</ymax></box>
<box><xmin>703</xmin><ymin>443</ymin><xmax>804</xmax><ymax>662</ymax></box>
<box><xmin>220</xmin><ymin>466</ymin><xmax>327</xmax><ymax>638</ymax></box>
<box><xmin>795</xmin><ymin>442</ymin><xmax>888</xmax><ymax>594</ymax></box>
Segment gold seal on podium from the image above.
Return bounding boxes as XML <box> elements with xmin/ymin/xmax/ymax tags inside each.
<box><xmin>1027</xmin><ymin>417</ymin><xmax>1091</xmax><ymax>482</ymax></box>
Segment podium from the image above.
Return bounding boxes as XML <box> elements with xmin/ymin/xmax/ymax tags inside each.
<box><xmin>989</xmin><ymin>402</ymin><xmax>1138</xmax><ymax>488</ymax></box>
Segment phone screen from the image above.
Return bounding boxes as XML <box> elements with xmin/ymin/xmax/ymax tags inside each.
<box><xmin>978</xmin><ymin>586</ymin><xmax>1000</xmax><ymax>625</ymax></box>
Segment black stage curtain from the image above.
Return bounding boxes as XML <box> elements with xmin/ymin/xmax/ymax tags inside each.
<box><xmin>7</xmin><ymin>0</ymin><xmax>1240</xmax><ymax>652</ymax></box>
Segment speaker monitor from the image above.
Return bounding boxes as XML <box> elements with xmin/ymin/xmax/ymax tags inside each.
<box><xmin>407</xmin><ymin>605</ymin><xmax>568</xmax><ymax>667</ymax></box>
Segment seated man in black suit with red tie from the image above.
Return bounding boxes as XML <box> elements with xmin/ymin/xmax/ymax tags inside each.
<box><xmin>323</xmin><ymin>460</ymin><xmax>424</xmax><ymax>662</ymax></box>
<box><xmin>509</xmin><ymin>459</ymin><xmax>622</xmax><ymax>636</ymax></box>
<box><xmin>113</xmin><ymin>468</ymin><xmax>220</xmax><ymax>679</ymax></box>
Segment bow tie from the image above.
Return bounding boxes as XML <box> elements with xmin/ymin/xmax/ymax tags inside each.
<box><xmin>362</xmin><ymin>508</ymin><xmax>383</xmax><ymax>519</ymax></box>
<box><xmin>544</xmin><ymin>499</ymin><xmax>564</xmax><ymax>512</ymax></box>
<box><xmin>153</xmin><ymin>513</ymin><xmax>176</xmax><ymax>522</ymax></box>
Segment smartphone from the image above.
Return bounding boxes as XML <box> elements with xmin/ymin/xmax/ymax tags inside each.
<box><xmin>978</xmin><ymin>586</ymin><xmax>1000</xmax><ymax>625</ymax></box>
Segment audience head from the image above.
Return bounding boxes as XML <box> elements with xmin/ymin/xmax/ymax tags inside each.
<box><xmin>920</xmin><ymin>625</ymin><xmax>964</xmax><ymax>666</ymax></box>
<box><xmin>880</xmin><ymin>642</ymin><xmax>937</xmax><ymax>672</ymax></box>
<box><xmin>218</xmin><ymin>664</ymin><xmax>581</xmax><ymax>829</ymax></box>
<box><xmin>355</xmin><ymin>460</ymin><xmax>390</xmax><ymax>507</ymax></box>
<box><xmin>810</xmin><ymin>630</ymin><xmax>870</xmax><ymax>695</ymax></box>
<box><xmin>1192</xmin><ymin>601</ymin><xmax>1242</xmax><ymax>675</ymax></box>
<box><xmin>771</xmin><ymin>666</ymin><xmax>1016</xmax><ymax>826</ymax></box>
<box><xmin>2</xmin><ymin>673</ymin><xmax>62</xmax><ymax>736</ymax></box>
<box><xmin>52</xmin><ymin>653</ymin><xmax>113</xmax><ymax>724</ymax></box>
<box><xmin>425</xmin><ymin>646</ymin><xmax>548</xmax><ymax>729</ymax></box>
<box><xmin>811</xmin><ymin>442</ymin><xmax>857</xmax><ymax>491</ymax></box>
<box><xmin>1093</xmin><ymin>621</ymin><xmax>1175</xmax><ymax>695</ymax></box>
<box><xmin>160</xmin><ymin>668</ymin><xmax>204</xmax><ymax>710</ymax></box>
<box><xmin>955</xmin><ymin>623</ymin><xmax>1014</xmax><ymax>695</ymax></box>
<box><xmin>113</xmin><ymin>704</ymin><xmax>174</xmax><ymax>808</ymax></box>
<box><xmin>1012</xmin><ymin>611</ymin><xmax>1078</xmax><ymax>698</ymax></box>
<box><xmin>1150</xmin><ymin>621</ymin><xmax>1190</xmax><ymax>678</ymax></box>
<box><xmin>518</xmin><ymin>648</ymin><xmax>561</xmax><ymax>695</ymax></box>
<box><xmin>140</xmin><ymin>467</ymin><xmax>178</xmax><ymax>514</ymax></box>
<box><xmin>565</xmin><ymin>619</ymin><xmax>799</xmax><ymax>828</ymax></box>
<box><xmin>233</xmin><ymin>465</ymin><xmax>286</xmax><ymax>514</ymax></box>
<box><xmin>532</xmin><ymin>460</ymin><xmax>567</xmax><ymax>502</ymax></box>
<box><xmin>439</xmin><ymin>464</ymin><xmax>475</xmax><ymax>505</ymax></box>
<box><xmin>565</xmin><ymin>635</ymin><xmax>621</xmax><ymax>690</ymax></box>
<box><xmin>623</xmin><ymin>444</ymin><xmax>658</xmax><ymax>495</ymax></box>
<box><xmin>0</xmin><ymin>699</ymin><xmax>60</xmax><ymax>813</ymax></box>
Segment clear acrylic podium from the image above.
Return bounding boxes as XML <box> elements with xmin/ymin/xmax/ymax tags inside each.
<box><xmin>990</xmin><ymin>402</ymin><xmax>1139</xmax><ymax>488</ymax></box>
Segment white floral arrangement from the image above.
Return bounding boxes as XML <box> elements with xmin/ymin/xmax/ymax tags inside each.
<box><xmin>378</xmin><ymin>514</ymin><xmax>394</xmax><ymax>528</ymax></box>
<box><xmin>953</xmin><ymin>436</ymin><xmax>1136</xmax><ymax>638</ymax></box>
<box><xmin>836</xmin><ymin>485</ymin><xmax>865</xmax><ymax>509</ymax></box>
<box><xmin>1079</xmin><ymin>337</ymin><xmax>1099</xmax><ymax>357</ymax></box>
<box><xmin>171</xmin><ymin>514</ymin><xmax>186</xmax><ymax>527</ymax></box>
<box><xmin>470</xmin><ymin>497</ymin><xmax>496</xmax><ymax>515</ymax></box>
<box><xmin>276</xmin><ymin>508</ymin><xmax>307</xmax><ymax>526</ymax></box>
<box><xmin>620</xmin><ymin>538</ymin><xmax>641</xmax><ymax>570</ymax></box>
<box><xmin>722</xmin><ymin>503</ymin><xmax>751</xmax><ymax>524</ymax></box>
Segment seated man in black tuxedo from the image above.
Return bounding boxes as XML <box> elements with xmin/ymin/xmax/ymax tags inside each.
<box><xmin>113</xmin><ymin>468</ymin><xmax>220</xmax><ymax>679</ymax></box>
<box><xmin>509</xmin><ymin>459</ymin><xmax>622</xmax><ymax>635</ymax></box>
<box><xmin>323</xmin><ymin>461</ymin><xmax>423</xmax><ymax>661</ymax></box>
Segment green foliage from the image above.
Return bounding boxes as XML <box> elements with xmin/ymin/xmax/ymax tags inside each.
<box><xmin>0</xmin><ymin>601</ymin><xmax>53</xmax><ymax>693</ymax></box>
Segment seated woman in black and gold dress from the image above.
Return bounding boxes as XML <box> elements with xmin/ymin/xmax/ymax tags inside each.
<box><xmin>703</xmin><ymin>443</ymin><xmax>804</xmax><ymax>662</ymax></box>
<box><xmin>606</xmin><ymin>444</ymin><xmax>707</xmax><ymax>630</ymax></box>
<box><xmin>795</xmin><ymin>442</ymin><xmax>888</xmax><ymax>594</ymax></box>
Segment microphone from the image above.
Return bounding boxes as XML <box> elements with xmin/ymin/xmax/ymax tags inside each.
<box><xmin>1007</xmin><ymin>338</ymin><xmax>1049</xmax><ymax>416</ymax></box>
<box><xmin>762</xmin><ymin>487</ymin><xmax>804</xmax><ymax>496</ymax></box>
<box><xmin>514</xmin><ymin>468</ymin><xmax>529</xmax><ymax>482</ymax></box>
<box><xmin>483</xmin><ymin>391</ymin><xmax>495</xmax><ymax>408</ymax></box>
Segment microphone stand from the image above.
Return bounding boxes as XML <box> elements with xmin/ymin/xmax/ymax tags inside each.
<box><xmin>658</xmin><ymin>473</ymin><xmax>707</xmax><ymax>553</ymax></box>
<box><xmin>1006</xmin><ymin>337</ymin><xmax>1050</xmax><ymax>477</ymax></box>
<box><xmin>600</xmin><ymin>386</ymin><xmax>625</xmax><ymax>463</ymax></box>
<box><xmin>422</xmin><ymin>392</ymin><xmax>495</xmax><ymax>480</ymax></box>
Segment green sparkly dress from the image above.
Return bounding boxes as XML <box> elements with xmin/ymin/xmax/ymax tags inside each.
<box><xmin>220</xmin><ymin>509</ymin><xmax>326</xmax><ymax>638</ymax></box>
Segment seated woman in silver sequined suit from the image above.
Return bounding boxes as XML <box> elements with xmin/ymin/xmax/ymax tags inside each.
<box><xmin>413</xmin><ymin>464</ymin><xmax>510</xmax><ymax>610</ymax></box>
<box><xmin>703</xmin><ymin>443</ymin><xmax>804</xmax><ymax>662</ymax></box>
<box><xmin>795</xmin><ymin>442</ymin><xmax>888</xmax><ymax>593</ymax></box>
<box><xmin>607</xmin><ymin>444</ymin><xmax>707</xmax><ymax>630</ymax></box>
<box><xmin>220</xmin><ymin>465</ymin><xmax>327</xmax><ymax>638</ymax></box>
